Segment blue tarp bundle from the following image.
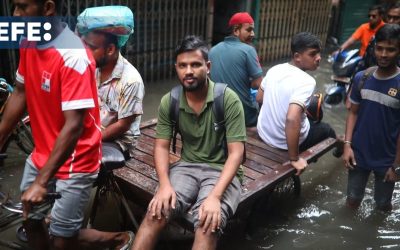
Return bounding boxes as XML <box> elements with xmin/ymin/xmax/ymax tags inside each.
<box><xmin>77</xmin><ymin>6</ymin><xmax>134</xmax><ymax>48</ymax></box>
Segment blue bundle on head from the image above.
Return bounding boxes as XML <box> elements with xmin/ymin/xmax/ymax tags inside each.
<box><xmin>77</xmin><ymin>6</ymin><xmax>134</xmax><ymax>48</ymax></box>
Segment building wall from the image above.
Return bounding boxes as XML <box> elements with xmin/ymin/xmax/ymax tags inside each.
<box><xmin>0</xmin><ymin>0</ymin><xmax>18</xmax><ymax>84</ymax></box>
<box><xmin>1</xmin><ymin>0</ymin><xmax>334</xmax><ymax>82</ymax></box>
<box><xmin>339</xmin><ymin>0</ymin><xmax>377</xmax><ymax>44</ymax></box>
<box><xmin>0</xmin><ymin>0</ymin><xmax>211</xmax><ymax>82</ymax></box>
<box><xmin>212</xmin><ymin>0</ymin><xmax>248</xmax><ymax>45</ymax></box>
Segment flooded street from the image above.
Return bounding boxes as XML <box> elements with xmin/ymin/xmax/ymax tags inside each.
<box><xmin>219</xmin><ymin>58</ymin><xmax>400</xmax><ymax>250</ymax></box>
<box><xmin>1</xmin><ymin>57</ymin><xmax>400</xmax><ymax>249</ymax></box>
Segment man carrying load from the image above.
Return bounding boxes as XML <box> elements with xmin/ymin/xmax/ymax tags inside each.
<box><xmin>77</xmin><ymin>6</ymin><xmax>145</xmax><ymax>160</ymax></box>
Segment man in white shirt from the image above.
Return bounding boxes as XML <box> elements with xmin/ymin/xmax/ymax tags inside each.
<box><xmin>256</xmin><ymin>32</ymin><xmax>337</xmax><ymax>175</ymax></box>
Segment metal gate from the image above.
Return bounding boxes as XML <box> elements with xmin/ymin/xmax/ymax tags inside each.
<box><xmin>1</xmin><ymin>0</ymin><xmax>334</xmax><ymax>81</ymax></box>
<box><xmin>257</xmin><ymin>0</ymin><xmax>332</xmax><ymax>62</ymax></box>
<box><xmin>0</xmin><ymin>0</ymin><xmax>211</xmax><ymax>82</ymax></box>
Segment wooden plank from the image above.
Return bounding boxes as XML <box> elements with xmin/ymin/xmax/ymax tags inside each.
<box><xmin>139</xmin><ymin>118</ymin><xmax>157</xmax><ymax>129</ymax></box>
<box><xmin>115</xmin><ymin>118</ymin><xmax>338</xmax><ymax>232</ymax></box>
<box><xmin>135</xmin><ymin>140</ymin><xmax>156</xmax><ymax>155</ymax></box>
<box><xmin>242</xmin><ymin>167</ymin><xmax>263</xmax><ymax>180</ymax></box>
<box><xmin>137</xmin><ymin>135</ymin><xmax>264</xmax><ymax>182</ymax></box>
<box><xmin>240</xmin><ymin>137</ymin><xmax>336</xmax><ymax>203</ymax></box>
<box><xmin>243</xmin><ymin>158</ymin><xmax>276</xmax><ymax>175</ymax></box>
<box><xmin>245</xmin><ymin>150</ymin><xmax>282</xmax><ymax>169</ymax></box>
<box><xmin>246</xmin><ymin>136</ymin><xmax>288</xmax><ymax>158</ymax></box>
<box><xmin>140</xmin><ymin>123</ymin><xmax>290</xmax><ymax>170</ymax></box>
<box><xmin>114</xmin><ymin>167</ymin><xmax>157</xmax><ymax>206</ymax></box>
<box><xmin>114</xmin><ymin>167</ymin><xmax>157</xmax><ymax>196</ymax></box>
<box><xmin>125</xmin><ymin>159</ymin><xmax>158</xmax><ymax>181</ymax></box>
<box><xmin>246</xmin><ymin>139</ymin><xmax>287</xmax><ymax>162</ymax></box>
<box><xmin>141</xmin><ymin>125</ymin><xmax>287</xmax><ymax>169</ymax></box>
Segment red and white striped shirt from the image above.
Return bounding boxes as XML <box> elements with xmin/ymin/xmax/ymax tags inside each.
<box><xmin>16</xmin><ymin>24</ymin><xmax>101</xmax><ymax>179</ymax></box>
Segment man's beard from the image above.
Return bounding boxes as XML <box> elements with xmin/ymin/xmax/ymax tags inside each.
<box><xmin>96</xmin><ymin>56</ymin><xmax>108</xmax><ymax>68</ymax></box>
<box><xmin>181</xmin><ymin>77</ymin><xmax>206</xmax><ymax>92</ymax></box>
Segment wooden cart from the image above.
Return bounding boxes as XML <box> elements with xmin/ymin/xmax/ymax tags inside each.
<box><xmin>114</xmin><ymin>119</ymin><xmax>338</xmax><ymax>231</ymax></box>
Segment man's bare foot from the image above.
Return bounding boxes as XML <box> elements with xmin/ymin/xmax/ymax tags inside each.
<box><xmin>114</xmin><ymin>231</ymin><xmax>134</xmax><ymax>250</ymax></box>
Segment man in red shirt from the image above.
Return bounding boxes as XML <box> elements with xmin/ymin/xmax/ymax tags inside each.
<box><xmin>337</xmin><ymin>5</ymin><xmax>385</xmax><ymax>56</ymax></box>
<box><xmin>0</xmin><ymin>0</ymin><xmax>132</xmax><ymax>249</ymax></box>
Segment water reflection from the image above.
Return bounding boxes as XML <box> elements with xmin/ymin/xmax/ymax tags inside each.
<box><xmin>220</xmin><ymin>59</ymin><xmax>400</xmax><ymax>250</ymax></box>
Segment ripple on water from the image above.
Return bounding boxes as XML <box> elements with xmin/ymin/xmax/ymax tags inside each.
<box><xmin>339</xmin><ymin>225</ymin><xmax>352</xmax><ymax>231</ymax></box>
<box><xmin>256</xmin><ymin>244</ymin><xmax>274</xmax><ymax>249</ymax></box>
<box><xmin>315</xmin><ymin>184</ymin><xmax>330</xmax><ymax>193</ymax></box>
<box><xmin>296</xmin><ymin>204</ymin><xmax>331</xmax><ymax>219</ymax></box>
<box><xmin>385</xmin><ymin>210</ymin><xmax>400</xmax><ymax>224</ymax></box>
<box><xmin>381</xmin><ymin>244</ymin><xmax>400</xmax><ymax>249</ymax></box>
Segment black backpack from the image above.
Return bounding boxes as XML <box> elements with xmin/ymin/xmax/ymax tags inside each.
<box><xmin>169</xmin><ymin>83</ymin><xmax>227</xmax><ymax>155</ymax></box>
<box><xmin>353</xmin><ymin>66</ymin><xmax>400</xmax><ymax>97</ymax></box>
<box><xmin>306</xmin><ymin>93</ymin><xmax>324</xmax><ymax>123</ymax></box>
<box><xmin>357</xmin><ymin>66</ymin><xmax>378</xmax><ymax>91</ymax></box>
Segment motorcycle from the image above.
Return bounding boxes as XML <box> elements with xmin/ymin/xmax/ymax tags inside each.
<box><xmin>0</xmin><ymin>78</ymin><xmax>34</xmax><ymax>159</ymax></box>
<box><xmin>324</xmin><ymin>49</ymin><xmax>363</xmax><ymax>106</ymax></box>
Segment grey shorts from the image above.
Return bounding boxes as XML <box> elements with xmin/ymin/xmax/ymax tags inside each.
<box><xmin>168</xmin><ymin>161</ymin><xmax>241</xmax><ymax>232</ymax></box>
<box><xmin>20</xmin><ymin>156</ymin><xmax>97</xmax><ymax>237</ymax></box>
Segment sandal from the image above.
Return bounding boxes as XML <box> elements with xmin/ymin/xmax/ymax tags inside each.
<box><xmin>119</xmin><ymin>231</ymin><xmax>134</xmax><ymax>250</ymax></box>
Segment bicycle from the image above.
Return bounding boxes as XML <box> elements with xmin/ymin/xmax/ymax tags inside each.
<box><xmin>0</xmin><ymin>192</ymin><xmax>60</xmax><ymax>249</ymax></box>
<box><xmin>83</xmin><ymin>142</ymin><xmax>139</xmax><ymax>231</ymax></box>
<box><xmin>0</xmin><ymin>78</ymin><xmax>34</xmax><ymax>158</ymax></box>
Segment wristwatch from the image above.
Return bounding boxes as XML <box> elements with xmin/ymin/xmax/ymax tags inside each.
<box><xmin>393</xmin><ymin>164</ymin><xmax>400</xmax><ymax>175</ymax></box>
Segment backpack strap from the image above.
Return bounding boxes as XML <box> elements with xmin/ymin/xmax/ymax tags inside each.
<box><xmin>169</xmin><ymin>83</ymin><xmax>246</xmax><ymax>163</ymax></box>
<box><xmin>358</xmin><ymin>66</ymin><xmax>378</xmax><ymax>91</ymax></box>
<box><xmin>212</xmin><ymin>83</ymin><xmax>227</xmax><ymax>132</ymax></box>
<box><xmin>213</xmin><ymin>83</ymin><xmax>246</xmax><ymax>164</ymax></box>
<box><xmin>212</xmin><ymin>83</ymin><xmax>228</xmax><ymax>161</ymax></box>
<box><xmin>169</xmin><ymin>85</ymin><xmax>181</xmax><ymax>154</ymax></box>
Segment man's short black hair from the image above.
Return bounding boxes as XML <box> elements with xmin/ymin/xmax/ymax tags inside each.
<box><xmin>228</xmin><ymin>24</ymin><xmax>242</xmax><ymax>34</ymax></box>
<box><xmin>369</xmin><ymin>4</ymin><xmax>384</xmax><ymax>16</ymax></box>
<box><xmin>375</xmin><ymin>24</ymin><xmax>400</xmax><ymax>44</ymax></box>
<box><xmin>290</xmin><ymin>32</ymin><xmax>321</xmax><ymax>55</ymax></box>
<box><xmin>36</xmin><ymin>0</ymin><xmax>62</xmax><ymax>15</ymax></box>
<box><xmin>174</xmin><ymin>35</ymin><xmax>209</xmax><ymax>61</ymax></box>
<box><xmin>388</xmin><ymin>2</ymin><xmax>400</xmax><ymax>11</ymax></box>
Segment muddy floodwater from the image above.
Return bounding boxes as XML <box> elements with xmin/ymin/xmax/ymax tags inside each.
<box><xmin>0</xmin><ymin>58</ymin><xmax>399</xmax><ymax>250</ymax></box>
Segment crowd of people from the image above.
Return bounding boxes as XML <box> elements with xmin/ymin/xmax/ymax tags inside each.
<box><xmin>0</xmin><ymin>0</ymin><xmax>399</xmax><ymax>249</ymax></box>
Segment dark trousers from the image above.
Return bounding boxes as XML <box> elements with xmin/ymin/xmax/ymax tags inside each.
<box><xmin>299</xmin><ymin>121</ymin><xmax>336</xmax><ymax>152</ymax></box>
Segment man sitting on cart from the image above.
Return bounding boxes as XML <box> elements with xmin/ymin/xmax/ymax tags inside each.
<box><xmin>132</xmin><ymin>35</ymin><xmax>246</xmax><ymax>250</ymax></box>
<box><xmin>77</xmin><ymin>6</ymin><xmax>145</xmax><ymax>160</ymax></box>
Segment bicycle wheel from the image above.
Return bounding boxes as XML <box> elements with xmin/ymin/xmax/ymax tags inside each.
<box><xmin>13</xmin><ymin>117</ymin><xmax>34</xmax><ymax>155</ymax></box>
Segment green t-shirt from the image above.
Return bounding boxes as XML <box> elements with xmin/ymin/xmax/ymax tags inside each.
<box><xmin>156</xmin><ymin>80</ymin><xmax>246</xmax><ymax>175</ymax></box>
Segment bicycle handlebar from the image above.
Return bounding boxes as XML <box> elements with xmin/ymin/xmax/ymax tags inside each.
<box><xmin>1</xmin><ymin>192</ymin><xmax>61</xmax><ymax>219</ymax></box>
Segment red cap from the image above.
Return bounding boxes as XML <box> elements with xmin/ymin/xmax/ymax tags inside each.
<box><xmin>228</xmin><ymin>12</ymin><xmax>254</xmax><ymax>27</ymax></box>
